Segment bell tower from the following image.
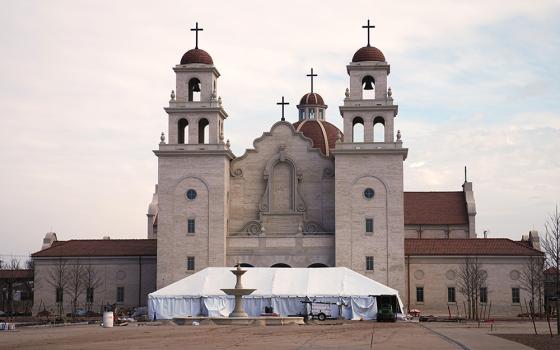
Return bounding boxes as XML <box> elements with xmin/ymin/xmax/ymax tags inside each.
<box><xmin>154</xmin><ymin>23</ymin><xmax>234</xmax><ymax>289</ymax></box>
<box><xmin>334</xmin><ymin>20</ymin><xmax>408</xmax><ymax>296</ymax></box>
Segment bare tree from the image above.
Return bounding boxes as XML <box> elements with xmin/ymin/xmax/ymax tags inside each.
<box><xmin>1</xmin><ymin>257</ymin><xmax>21</xmax><ymax>317</ymax></box>
<box><xmin>83</xmin><ymin>260</ymin><xmax>103</xmax><ymax>312</ymax></box>
<box><xmin>520</xmin><ymin>256</ymin><xmax>545</xmax><ymax>317</ymax></box>
<box><xmin>456</xmin><ymin>256</ymin><xmax>487</xmax><ymax>320</ymax></box>
<box><xmin>541</xmin><ymin>205</ymin><xmax>560</xmax><ymax>334</ymax></box>
<box><xmin>65</xmin><ymin>260</ymin><xmax>85</xmax><ymax>317</ymax></box>
<box><xmin>47</xmin><ymin>257</ymin><xmax>69</xmax><ymax>317</ymax></box>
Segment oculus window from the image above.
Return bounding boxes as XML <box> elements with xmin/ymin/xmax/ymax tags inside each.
<box><xmin>364</xmin><ymin>188</ymin><xmax>375</xmax><ymax>199</ymax></box>
<box><xmin>186</xmin><ymin>189</ymin><xmax>197</xmax><ymax>200</ymax></box>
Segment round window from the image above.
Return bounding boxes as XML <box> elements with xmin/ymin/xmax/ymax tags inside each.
<box><xmin>364</xmin><ymin>188</ymin><xmax>375</xmax><ymax>199</ymax></box>
<box><xmin>186</xmin><ymin>189</ymin><xmax>197</xmax><ymax>200</ymax></box>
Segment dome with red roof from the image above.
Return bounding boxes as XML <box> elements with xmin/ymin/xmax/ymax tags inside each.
<box><xmin>293</xmin><ymin>120</ymin><xmax>342</xmax><ymax>156</ymax></box>
<box><xmin>352</xmin><ymin>46</ymin><xmax>385</xmax><ymax>62</ymax></box>
<box><xmin>180</xmin><ymin>48</ymin><xmax>214</xmax><ymax>65</ymax></box>
<box><xmin>299</xmin><ymin>92</ymin><xmax>325</xmax><ymax>106</ymax></box>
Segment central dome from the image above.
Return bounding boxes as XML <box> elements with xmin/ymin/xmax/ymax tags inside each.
<box><xmin>180</xmin><ymin>48</ymin><xmax>214</xmax><ymax>65</ymax></box>
<box><xmin>293</xmin><ymin>120</ymin><xmax>342</xmax><ymax>156</ymax></box>
<box><xmin>352</xmin><ymin>46</ymin><xmax>386</xmax><ymax>62</ymax></box>
<box><xmin>299</xmin><ymin>92</ymin><xmax>325</xmax><ymax>105</ymax></box>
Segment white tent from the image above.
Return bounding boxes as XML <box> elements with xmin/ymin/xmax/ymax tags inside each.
<box><xmin>148</xmin><ymin>267</ymin><xmax>403</xmax><ymax>320</ymax></box>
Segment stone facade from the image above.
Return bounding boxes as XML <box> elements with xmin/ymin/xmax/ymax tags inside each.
<box><xmin>146</xmin><ymin>31</ymin><xmax>545</xmax><ymax>318</ymax></box>
<box><xmin>33</xmin><ymin>256</ymin><xmax>156</xmax><ymax>314</ymax></box>
<box><xmin>406</xmin><ymin>256</ymin><xmax>535</xmax><ymax>317</ymax></box>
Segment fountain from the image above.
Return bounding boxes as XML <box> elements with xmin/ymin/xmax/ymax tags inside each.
<box><xmin>172</xmin><ymin>265</ymin><xmax>304</xmax><ymax>326</ymax></box>
<box><xmin>220</xmin><ymin>264</ymin><xmax>256</xmax><ymax>317</ymax></box>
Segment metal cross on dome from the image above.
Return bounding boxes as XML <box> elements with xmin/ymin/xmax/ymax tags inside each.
<box><xmin>306</xmin><ymin>68</ymin><xmax>318</xmax><ymax>93</ymax></box>
<box><xmin>276</xmin><ymin>96</ymin><xmax>289</xmax><ymax>121</ymax></box>
<box><xmin>190</xmin><ymin>22</ymin><xmax>203</xmax><ymax>49</ymax></box>
<box><xmin>362</xmin><ymin>19</ymin><xmax>375</xmax><ymax>47</ymax></box>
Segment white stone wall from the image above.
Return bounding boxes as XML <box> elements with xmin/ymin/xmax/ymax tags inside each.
<box><xmin>227</xmin><ymin>236</ymin><xmax>335</xmax><ymax>267</ymax></box>
<box><xmin>405</xmin><ymin>256</ymin><xmax>537</xmax><ymax>317</ymax></box>
<box><xmin>155</xmin><ymin>151</ymin><xmax>230</xmax><ymax>289</ymax></box>
<box><xmin>229</xmin><ymin>122</ymin><xmax>336</xmax><ymax>236</ymax></box>
<box><xmin>334</xmin><ymin>151</ymin><xmax>407</xmax><ymax>296</ymax></box>
<box><xmin>32</xmin><ymin>256</ymin><xmax>156</xmax><ymax>315</ymax></box>
<box><xmin>404</xmin><ymin>225</ymin><xmax>470</xmax><ymax>239</ymax></box>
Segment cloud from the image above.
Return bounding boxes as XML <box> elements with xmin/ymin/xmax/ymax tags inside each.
<box><xmin>0</xmin><ymin>0</ymin><xmax>559</xmax><ymax>256</ymax></box>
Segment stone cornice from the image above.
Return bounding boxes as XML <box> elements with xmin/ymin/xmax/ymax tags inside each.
<box><xmin>339</xmin><ymin>104</ymin><xmax>398</xmax><ymax>116</ymax></box>
<box><xmin>173</xmin><ymin>65</ymin><xmax>220</xmax><ymax>77</ymax></box>
<box><xmin>332</xmin><ymin>147</ymin><xmax>408</xmax><ymax>160</ymax></box>
<box><xmin>164</xmin><ymin>106</ymin><xmax>229</xmax><ymax>119</ymax></box>
<box><xmin>154</xmin><ymin>149</ymin><xmax>235</xmax><ymax>160</ymax></box>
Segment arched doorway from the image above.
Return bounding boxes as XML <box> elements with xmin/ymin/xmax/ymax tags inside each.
<box><xmin>271</xmin><ymin>263</ymin><xmax>291</xmax><ymax>268</ymax></box>
<box><xmin>307</xmin><ymin>263</ymin><xmax>328</xmax><ymax>268</ymax></box>
<box><xmin>234</xmin><ymin>263</ymin><xmax>254</xmax><ymax>268</ymax></box>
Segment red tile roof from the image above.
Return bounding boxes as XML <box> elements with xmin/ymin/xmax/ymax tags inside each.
<box><xmin>299</xmin><ymin>92</ymin><xmax>325</xmax><ymax>105</ymax></box>
<box><xmin>293</xmin><ymin>120</ymin><xmax>341</xmax><ymax>156</ymax></box>
<box><xmin>180</xmin><ymin>48</ymin><xmax>213</xmax><ymax>65</ymax></box>
<box><xmin>405</xmin><ymin>238</ymin><xmax>544</xmax><ymax>256</ymax></box>
<box><xmin>0</xmin><ymin>269</ymin><xmax>33</xmax><ymax>279</ymax></box>
<box><xmin>31</xmin><ymin>239</ymin><xmax>156</xmax><ymax>258</ymax></box>
<box><xmin>352</xmin><ymin>46</ymin><xmax>386</xmax><ymax>62</ymax></box>
<box><xmin>404</xmin><ymin>192</ymin><xmax>468</xmax><ymax>225</ymax></box>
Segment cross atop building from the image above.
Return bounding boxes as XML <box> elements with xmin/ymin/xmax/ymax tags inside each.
<box><xmin>190</xmin><ymin>22</ymin><xmax>203</xmax><ymax>49</ymax></box>
<box><xmin>306</xmin><ymin>68</ymin><xmax>317</xmax><ymax>93</ymax></box>
<box><xmin>276</xmin><ymin>96</ymin><xmax>289</xmax><ymax>121</ymax></box>
<box><xmin>362</xmin><ymin>19</ymin><xmax>375</xmax><ymax>47</ymax></box>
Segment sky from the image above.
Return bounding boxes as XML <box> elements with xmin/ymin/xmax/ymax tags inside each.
<box><xmin>1</xmin><ymin>0</ymin><xmax>559</xmax><ymax>259</ymax></box>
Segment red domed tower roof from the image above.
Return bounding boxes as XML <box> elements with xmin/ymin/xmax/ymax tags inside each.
<box><xmin>352</xmin><ymin>46</ymin><xmax>386</xmax><ymax>62</ymax></box>
<box><xmin>299</xmin><ymin>92</ymin><xmax>325</xmax><ymax>106</ymax></box>
<box><xmin>293</xmin><ymin>120</ymin><xmax>342</xmax><ymax>156</ymax></box>
<box><xmin>180</xmin><ymin>48</ymin><xmax>214</xmax><ymax>65</ymax></box>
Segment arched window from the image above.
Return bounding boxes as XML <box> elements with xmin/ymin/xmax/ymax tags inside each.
<box><xmin>362</xmin><ymin>75</ymin><xmax>375</xmax><ymax>99</ymax></box>
<box><xmin>352</xmin><ymin>117</ymin><xmax>364</xmax><ymax>143</ymax></box>
<box><xmin>234</xmin><ymin>263</ymin><xmax>254</xmax><ymax>268</ymax></box>
<box><xmin>309</xmin><ymin>108</ymin><xmax>315</xmax><ymax>120</ymax></box>
<box><xmin>271</xmin><ymin>263</ymin><xmax>291</xmax><ymax>268</ymax></box>
<box><xmin>198</xmin><ymin>118</ymin><xmax>209</xmax><ymax>144</ymax></box>
<box><xmin>307</xmin><ymin>263</ymin><xmax>328</xmax><ymax>268</ymax></box>
<box><xmin>178</xmin><ymin>118</ymin><xmax>188</xmax><ymax>144</ymax></box>
<box><xmin>188</xmin><ymin>78</ymin><xmax>201</xmax><ymax>102</ymax></box>
<box><xmin>373</xmin><ymin>116</ymin><xmax>385</xmax><ymax>142</ymax></box>
<box><xmin>299</xmin><ymin>109</ymin><xmax>304</xmax><ymax>120</ymax></box>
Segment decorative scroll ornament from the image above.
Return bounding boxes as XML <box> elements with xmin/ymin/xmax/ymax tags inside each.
<box><xmin>240</xmin><ymin>220</ymin><xmax>263</xmax><ymax>236</ymax></box>
<box><xmin>322</xmin><ymin>167</ymin><xmax>335</xmax><ymax>178</ymax></box>
<box><xmin>230</xmin><ymin>168</ymin><xmax>243</xmax><ymax>178</ymax></box>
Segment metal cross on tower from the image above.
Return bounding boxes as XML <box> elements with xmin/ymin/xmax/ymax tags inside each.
<box><xmin>190</xmin><ymin>22</ymin><xmax>203</xmax><ymax>49</ymax></box>
<box><xmin>362</xmin><ymin>19</ymin><xmax>375</xmax><ymax>47</ymax></box>
<box><xmin>276</xmin><ymin>96</ymin><xmax>289</xmax><ymax>121</ymax></box>
<box><xmin>306</xmin><ymin>68</ymin><xmax>317</xmax><ymax>93</ymax></box>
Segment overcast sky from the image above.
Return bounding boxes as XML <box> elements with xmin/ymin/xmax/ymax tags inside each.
<box><xmin>1</xmin><ymin>0</ymin><xmax>559</xmax><ymax>259</ymax></box>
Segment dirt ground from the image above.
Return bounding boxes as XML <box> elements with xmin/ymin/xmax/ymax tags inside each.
<box><xmin>0</xmin><ymin>322</ymin><xmax>454</xmax><ymax>350</ymax></box>
<box><xmin>493</xmin><ymin>334</ymin><xmax>560</xmax><ymax>350</ymax></box>
<box><xmin>1</xmin><ymin>320</ymin><xmax>558</xmax><ymax>350</ymax></box>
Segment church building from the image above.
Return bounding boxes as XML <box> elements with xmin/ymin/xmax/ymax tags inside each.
<box><xmin>32</xmin><ymin>22</ymin><xmax>544</xmax><ymax>318</ymax></box>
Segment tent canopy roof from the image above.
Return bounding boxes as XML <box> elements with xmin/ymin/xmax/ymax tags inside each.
<box><xmin>150</xmin><ymin>267</ymin><xmax>400</xmax><ymax>298</ymax></box>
